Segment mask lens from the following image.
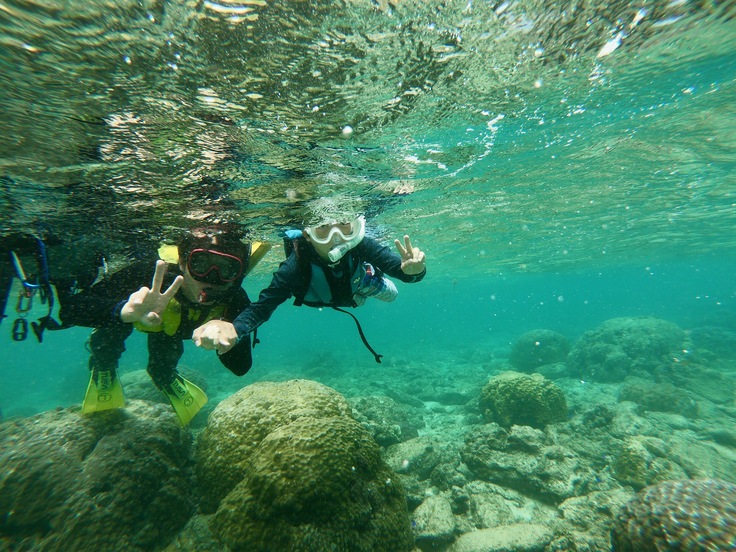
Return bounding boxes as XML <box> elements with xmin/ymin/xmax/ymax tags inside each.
<box><xmin>312</xmin><ymin>225</ymin><xmax>335</xmax><ymax>240</ymax></box>
<box><xmin>308</xmin><ymin>219</ymin><xmax>361</xmax><ymax>244</ymax></box>
<box><xmin>187</xmin><ymin>249</ymin><xmax>244</xmax><ymax>283</ymax></box>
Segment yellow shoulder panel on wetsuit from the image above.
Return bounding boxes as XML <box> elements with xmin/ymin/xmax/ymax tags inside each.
<box><xmin>244</xmin><ymin>241</ymin><xmax>271</xmax><ymax>276</ymax></box>
<box><xmin>158</xmin><ymin>244</ymin><xmax>179</xmax><ymax>264</ymax></box>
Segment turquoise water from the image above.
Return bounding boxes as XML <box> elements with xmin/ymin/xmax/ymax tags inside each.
<box><xmin>1</xmin><ymin>1</ymin><xmax>736</xmax><ymax>550</ymax></box>
<box><xmin>2</xmin><ymin>257</ymin><xmax>733</xmax><ymax>414</ymax></box>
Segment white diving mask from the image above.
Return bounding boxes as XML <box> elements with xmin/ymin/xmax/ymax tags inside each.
<box><xmin>305</xmin><ymin>216</ymin><xmax>366</xmax><ymax>262</ymax></box>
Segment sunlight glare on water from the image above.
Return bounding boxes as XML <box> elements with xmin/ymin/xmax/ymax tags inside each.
<box><xmin>0</xmin><ymin>0</ymin><xmax>734</xmax><ymax>277</ymax></box>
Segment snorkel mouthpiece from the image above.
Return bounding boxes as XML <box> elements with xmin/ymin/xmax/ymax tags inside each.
<box><xmin>198</xmin><ymin>286</ymin><xmax>232</xmax><ymax>304</ymax></box>
<box><xmin>328</xmin><ymin>242</ymin><xmax>352</xmax><ymax>263</ymax></box>
<box><xmin>327</xmin><ymin>218</ymin><xmax>366</xmax><ymax>262</ymax></box>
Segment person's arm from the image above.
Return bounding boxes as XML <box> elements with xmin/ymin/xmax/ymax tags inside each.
<box><xmin>231</xmin><ymin>256</ymin><xmax>301</xmax><ymax>337</ymax></box>
<box><xmin>217</xmin><ymin>338</ymin><xmax>253</xmax><ymax>376</ymax></box>
<box><xmin>213</xmin><ymin>288</ymin><xmax>254</xmax><ymax>376</ymax></box>
<box><xmin>193</xmin><ymin>255</ymin><xmax>302</xmax><ymax>355</ymax></box>
<box><xmin>58</xmin><ymin>261</ymin><xmax>160</xmax><ymax>328</ymax></box>
<box><xmin>360</xmin><ymin>236</ymin><xmax>426</xmax><ymax>283</ymax></box>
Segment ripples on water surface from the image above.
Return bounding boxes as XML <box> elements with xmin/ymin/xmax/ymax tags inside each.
<box><xmin>1</xmin><ymin>0</ymin><xmax>735</xmax><ymax>276</ymax></box>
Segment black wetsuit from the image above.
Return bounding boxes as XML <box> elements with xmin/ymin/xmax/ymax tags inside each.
<box><xmin>59</xmin><ymin>261</ymin><xmax>254</xmax><ymax>387</ymax></box>
<box><xmin>232</xmin><ymin>237</ymin><xmax>425</xmax><ymax>339</ymax></box>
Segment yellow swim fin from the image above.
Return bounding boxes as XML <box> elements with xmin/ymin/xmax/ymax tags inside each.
<box><xmin>82</xmin><ymin>370</ymin><xmax>125</xmax><ymax>414</ymax></box>
<box><xmin>161</xmin><ymin>375</ymin><xmax>208</xmax><ymax>426</ymax></box>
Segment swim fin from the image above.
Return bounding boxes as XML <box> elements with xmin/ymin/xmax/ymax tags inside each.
<box><xmin>82</xmin><ymin>369</ymin><xmax>125</xmax><ymax>414</ymax></box>
<box><xmin>161</xmin><ymin>374</ymin><xmax>208</xmax><ymax>427</ymax></box>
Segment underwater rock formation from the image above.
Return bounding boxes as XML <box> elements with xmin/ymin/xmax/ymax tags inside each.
<box><xmin>461</xmin><ymin>423</ymin><xmax>595</xmax><ymax>504</ymax></box>
<box><xmin>611</xmin><ymin>436</ymin><xmax>688</xmax><ymax>490</ymax></box>
<box><xmin>0</xmin><ymin>401</ymin><xmax>193</xmax><ymax>552</ymax></box>
<box><xmin>567</xmin><ymin>316</ymin><xmax>687</xmax><ymax>382</ymax></box>
<box><xmin>619</xmin><ymin>379</ymin><xmax>698</xmax><ymax>418</ymax></box>
<box><xmin>479</xmin><ymin>371</ymin><xmax>568</xmax><ymax>429</ymax></box>
<box><xmin>508</xmin><ymin>329</ymin><xmax>571</xmax><ymax>372</ymax></box>
<box><xmin>447</xmin><ymin>523</ymin><xmax>554</xmax><ymax>552</ymax></box>
<box><xmin>611</xmin><ymin>479</ymin><xmax>736</xmax><ymax>551</ymax></box>
<box><xmin>350</xmin><ymin>395</ymin><xmax>421</xmax><ymax>447</ymax></box>
<box><xmin>411</xmin><ymin>494</ymin><xmax>456</xmax><ymax>549</ymax></box>
<box><xmin>122</xmin><ymin>367</ymin><xmax>208</xmax><ymax>405</ymax></box>
<box><xmin>195</xmin><ymin>379</ymin><xmax>413</xmax><ymax>551</ymax></box>
<box><xmin>688</xmin><ymin>325</ymin><xmax>736</xmax><ymax>360</ymax></box>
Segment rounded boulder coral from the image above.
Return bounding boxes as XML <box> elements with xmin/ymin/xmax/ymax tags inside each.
<box><xmin>195</xmin><ymin>379</ymin><xmax>353</xmax><ymax>509</ymax></box>
<box><xmin>479</xmin><ymin>371</ymin><xmax>568</xmax><ymax>429</ymax></box>
<box><xmin>195</xmin><ymin>379</ymin><xmax>413</xmax><ymax>552</ymax></box>
<box><xmin>211</xmin><ymin>415</ymin><xmax>412</xmax><ymax>551</ymax></box>
<box><xmin>509</xmin><ymin>329</ymin><xmax>570</xmax><ymax>372</ymax></box>
<box><xmin>567</xmin><ymin>317</ymin><xmax>686</xmax><ymax>383</ymax></box>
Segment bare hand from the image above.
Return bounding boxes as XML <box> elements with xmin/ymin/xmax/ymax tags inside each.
<box><xmin>193</xmin><ymin>320</ymin><xmax>239</xmax><ymax>354</ymax></box>
<box><xmin>120</xmin><ymin>260</ymin><xmax>183</xmax><ymax>326</ymax></box>
<box><xmin>394</xmin><ymin>235</ymin><xmax>426</xmax><ymax>275</ymax></box>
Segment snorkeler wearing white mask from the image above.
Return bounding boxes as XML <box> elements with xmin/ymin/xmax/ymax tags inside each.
<box><xmin>191</xmin><ymin>214</ymin><xmax>426</xmax><ymax>363</ymax></box>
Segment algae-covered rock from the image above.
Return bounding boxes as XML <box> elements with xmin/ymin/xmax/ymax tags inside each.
<box><xmin>509</xmin><ymin>329</ymin><xmax>571</xmax><ymax>372</ymax></box>
<box><xmin>196</xmin><ymin>379</ymin><xmax>413</xmax><ymax>552</ymax></box>
<box><xmin>461</xmin><ymin>424</ymin><xmax>594</xmax><ymax>504</ymax></box>
<box><xmin>611</xmin><ymin>436</ymin><xmax>688</xmax><ymax>490</ymax></box>
<box><xmin>568</xmin><ymin>317</ymin><xmax>687</xmax><ymax>382</ymax></box>
<box><xmin>479</xmin><ymin>371</ymin><xmax>568</xmax><ymax>429</ymax></box>
<box><xmin>612</xmin><ymin>479</ymin><xmax>736</xmax><ymax>551</ymax></box>
<box><xmin>447</xmin><ymin>523</ymin><xmax>554</xmax><ymax>552</ymax></box>
<box><xmin>688</xmin><ymin>325</ymin><xmax>736</xmax><ymax>359</ymax></box>
<box><xmin>350</xmin><ymin>395</ymin><xmax>421</xmax><ymax>447</ymax></box>
<box><xmin>619</xmin><ymin>379</ymin><xmax>697</xmax><ymax>418</ymax></box>
<box><xmin>0</xmin><ymin>401</ymin><xmax>192</xmax><ymax>552</ymax></box>
<box><xmin>195</xmin><ymin>379</ymin><xmax>352</xmax><ymax>510</ymax></box>
<box><xmin>412</xmin><ymin>495</ymin><xmax>457</xmax><ymax>550</ymax></box>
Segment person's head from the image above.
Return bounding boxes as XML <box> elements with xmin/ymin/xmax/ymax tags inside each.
<box><xmin>177</xmin><ymin>225</ymin><xmax>250</xmax><ymax>303</ymax></box>
<box><xmin>303</xmin><ymin>215</ymin><xmax>366</xmax><ymax>263</ymax></box>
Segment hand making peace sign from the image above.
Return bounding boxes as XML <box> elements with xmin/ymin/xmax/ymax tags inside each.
<box><xmin>120</xmin><ymin>260</ymin><xmax>183</xmax><ymax>326</ymax></box>
<box><xmin>394</xmin><ymin>235</ymin><xmax>426</xmax><ymax>276</ymax></box>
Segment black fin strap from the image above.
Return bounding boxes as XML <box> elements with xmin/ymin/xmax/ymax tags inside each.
<box><xmin>332</xmin><ymin>307</ymin><xmax>383</xmax><ymax>363</ymax></box>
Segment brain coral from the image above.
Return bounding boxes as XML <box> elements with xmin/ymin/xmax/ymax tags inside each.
<box><xmin>196</xmin><ymin>379</ymin><xmax>413</xmax><ymax>551</ymax></box>
<box><xmin>211</xmin><ymin>415</ymin><xmax>413</xmax><ymax>551</ymax></box>
<box><xmin>479</xmin><ymin>371</ymin><xmax>568</xmax><ymax>429</ymax></box>
<box><xmin>568</xmin><ymin>317</ymin><xmax>686</xmax><ymax>383</ymax></box>
<box><xmin>195</xmin><ymin>379</ymin><xmax>352</xmax><ymax>509</ymax></box>
<box><xmin>611</xmin><ymin>479</ymin><xmax>736</xmax><ymax>551</ymax></box>
<box><xmin>509</xmin><ymin>329</ymin><xmax>571</xmax><ymax>371</ymax></box>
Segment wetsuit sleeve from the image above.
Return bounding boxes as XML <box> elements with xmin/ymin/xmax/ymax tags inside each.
<box><xmin>360</xmin><ymin>237</ymin><xmax>426</xmax><ymax>283</ymax></box>
<box><xmin>217</xmin><ymin>340</ymin><xmax>253</xmax><ymax>376</ymax></box>
<box><xmin>231</xmin><ymin>255</ymin><xmax>302</xmax><ymax>338</ymax></box>
<box><xmin>58</xmin><ymin>261</ymin><xmax>155</xmax><ymax>328</ymax></box>
<box><xmin>216</xmin><ymin>287</ymin><xmax>253</xmax><ymax>376</ymax></box>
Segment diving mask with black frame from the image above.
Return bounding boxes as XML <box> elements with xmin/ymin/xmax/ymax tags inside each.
<box><xmin>187</xmin><ymin>248</ymin><xmax>245</xmax><ymax>285</ymax></box>
<box><xmin>306</xmin><ymin>216</ymin><xmax>366</xmax><ymax>262</ymax></box>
